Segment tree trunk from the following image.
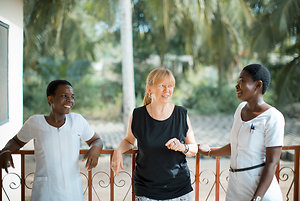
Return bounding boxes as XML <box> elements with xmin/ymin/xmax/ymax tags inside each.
<box><xmin>120</xmin><ymin>0</ymin><xmax>136</xmax><ymax>134</ymax></box>
<box><xmin>217</xmin><ymin>57</ymin><xmax>224</xmax><ymax>95</ymax></box>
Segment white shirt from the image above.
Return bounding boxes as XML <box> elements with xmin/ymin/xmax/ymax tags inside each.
<box><xmin>17</xmin><ymin>113</ymin><xmax>94</xmax><ymax>201</ymax></box>
<box><xmin>226</xmin><ymin>102</ymin><xmax>285</xmax><ymax>201</ymax></box>
<box><xmin>230</xmin><ymin>102</ymin><xmax>285</xmax><ymax>169</ymax></box>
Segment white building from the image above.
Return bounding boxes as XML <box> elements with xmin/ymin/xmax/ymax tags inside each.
<box><xmin>0</xmin><ymin>0</ymin><xmax>24</xmax><ymax>200</ymax></box>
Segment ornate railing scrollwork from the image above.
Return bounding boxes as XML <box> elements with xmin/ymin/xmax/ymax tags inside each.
<box><xmin>2</xmin><ymin>172</ymin><xmax>21</xmax><ymax>200</ymax></box>
<box><xmin>219</xmin><ymin>169</ymin><xmax>229</xmax><ymax>193</ymax></box>
<box><xmin>1</xmin><ymin>147</ymin><xmax>299</xmax><ymax>201</ymax></box>
<box><xmin>92</xmin><ymin>171</ymin><xmax>111</xmax><ymax>200</ymax></box>
<box><xmin>190</xmin><ymin>170</ymin><xmax>196</xmax><ymax>185</ymax></box>
<box><xmin>278</xmin><ymin>166</ymin><xmax>295</xmax><ymax>201</ymax></box>
<box><xmin>80</xmin><ymin>172</ymin><xmax>89</xmax><ymax>195</ymax></box>
<box><xmin>24</xmin><ymin>172</ymin><xmax>34</xmax><ymax>189</ymax></box>
<box><xmin>199</xmin><ymin>169</ymin><xmax>215</xmax><ymax>200</ymax></box>
<box><xmin>114</xmin><ymin>171</ymin><xmax>132</xmax><ymax>201</ymax></box>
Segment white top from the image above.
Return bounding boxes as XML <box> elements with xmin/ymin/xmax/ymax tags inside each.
<box><xmin>17</xmin><ymin>113</ymin><xmax>94</xmax><ymax>201</ymax></box>
<box><xmin>230</xmin><ymin>102</ymin><xmax>285</xmax><ymax>169</ymax></box>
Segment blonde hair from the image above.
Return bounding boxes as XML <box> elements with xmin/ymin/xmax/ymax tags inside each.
<box><xmin>143</xmin><ymin>68</ymin><xmax>175</xmax><ymax>105</ymax></box>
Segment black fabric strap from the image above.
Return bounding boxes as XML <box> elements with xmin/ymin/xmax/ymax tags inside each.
<box><xmin>229</xmin><ymin>163</ymin><xmax>266</xmax><ymax>172</ymax></box>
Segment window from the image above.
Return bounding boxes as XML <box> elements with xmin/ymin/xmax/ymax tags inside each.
<box><xmin>0</xmin><ymin>21</ymin><xmax>9</xmax><ymax>125</ymax></box>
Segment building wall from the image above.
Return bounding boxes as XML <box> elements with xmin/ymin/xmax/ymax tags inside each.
<box><xmin>0</xmin><ymin>0</ymin><xmax>23</xmax><ymax>200</ymax></box>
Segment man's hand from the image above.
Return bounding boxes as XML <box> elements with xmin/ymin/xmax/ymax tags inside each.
<box><xmin>82</xmin><ymin>146</ymin><xmax>100</xmax><ymax>171</ymax></box>
<box><xmin>0</xmin><ymin>150</ymin><xmax>15</xmax><ymax>173</ymax></box>
<box><xmin>84</xmin><ymin>133</ymin><xmax>103</xmax><ymax>171</ymax></box>
<box><xmin>198</xmin><ymin>144</ymin><xmax>210</xmax><ymax>155</ymax></box>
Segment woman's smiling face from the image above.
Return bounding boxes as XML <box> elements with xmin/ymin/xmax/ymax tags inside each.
<box><xmin>48</xmin><ymin>84</ymin><xmax>75</xmax><ymax>114</ymax></box>
<box><xmin>147</xmin><ymin>75</ymin><xmax>175</xmax><ymax>104</ymax></box>
<box><xmin>152</xmin><ymin>81</ymin><xmax>174</xmax><ymax>103</ymax></box>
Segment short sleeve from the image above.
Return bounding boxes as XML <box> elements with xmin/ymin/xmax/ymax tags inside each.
<box><xmin>264</xmin><ymin>108</ymin><xmax>285</xmax><ymax>147</ymax></box>
<box><xmin>76</xmin><ymin>114</ymin><xmax>95</xmax><ymax>141</ymax></box>
<box><xmin>17</xmin><ymin>116</ymin><xmax>35</xmax><ymax>143</ymax></box>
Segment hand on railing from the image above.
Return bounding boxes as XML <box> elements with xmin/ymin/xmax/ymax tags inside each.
<box><xmin>82</xmin><ymin>146</ymin><xmax>100</xmax><ymax>171</ymax></box>
<box><xmin>111</xmin><ymin>149</ymin><xmax>124</xmax><ymax>176</ymax></box>
<box><xmin>0</xmin><ymin>150</ymin><xmax>15</xmax><ymax>173</ymax></box>
<box><xmin>198</xmin><ymin>144</ymin><xmax>211</xmax><ymax>156</ymax></box>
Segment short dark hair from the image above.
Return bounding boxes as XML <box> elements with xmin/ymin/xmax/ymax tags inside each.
<box><xmin>46</xmin><ymin>80</ymin><xmax>72</xmax><ymax>97</ymax></box>
<box><xmin>243</xmin><ymin>64</ymin><xmax>271</xmax><ymax>94</ymax></box>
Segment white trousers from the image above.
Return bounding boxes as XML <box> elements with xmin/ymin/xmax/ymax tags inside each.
<box><xmin>226</xmin><ymin>171</ymin><xmax>283</xmax><ymax>201</ymax></box>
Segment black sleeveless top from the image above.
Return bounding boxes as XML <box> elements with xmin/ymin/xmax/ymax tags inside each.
<box><xmin>131</xmin><ymin>105</ymin><xmax>193</xmax><ymax>199</ymax></box>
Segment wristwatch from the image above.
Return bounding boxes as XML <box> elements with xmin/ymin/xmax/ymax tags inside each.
<box><xmin>252</xmin><ymin>196</ymin><xmax>261</xmax><ymax>201</ymax></box>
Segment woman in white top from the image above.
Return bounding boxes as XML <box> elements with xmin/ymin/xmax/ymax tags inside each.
<box><xmin>200</xmin><ymin>64</ymin><xmax>285</xmax><ymax>201</ymax></box>
<box><xmin>0</xmin><ymin>80</ymin><xmax>103</xmax><ymax>201</ymax></box>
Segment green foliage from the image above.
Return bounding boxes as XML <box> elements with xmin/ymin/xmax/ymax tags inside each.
<box><xmin>186</xmin><ymin>86</ymin><xmax>238</xmax><ymax>115</ymax></box>
<box><xmin>248</xmin><ymin>0</ymin><xmax>300</xmax><ymax>109</ymax></box>
<box><xmin>267</xmin><ymin>57</ymin><xmax>300</xmax><ymax>108</ymax></box>
<box><xmin>133</xmin><ymin>64</ymin><xmax>154</xmax><ymax>106</ymax></box>
<box><xmin>23</xmin><ymin>70</ymin><xmax>49</xmax><ymax>121</ymax></box>
<box><xmin>73</xmin><ymin>76</ymin><xmax>123</xmax><ymax>120</ymax></box>
<box><xmin>22</xmin><ymin>0</ymin><xmax>299</xmax><ymax>120</ymax></box>
<box><xmin>23</xmin><ymin>56</ymin><xmax>93</xmax><ymax>119</ymax></box>
<box><xmin>173</xmin><ymin>69</ymin><xmax>239</xmax><ymax>115</ymax></box>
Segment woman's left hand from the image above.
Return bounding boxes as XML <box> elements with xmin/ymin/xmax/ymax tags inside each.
<box><xmin>165</xmin><ymin>138</ymin><xmax>185</xmax><ymax>152</ymax></box>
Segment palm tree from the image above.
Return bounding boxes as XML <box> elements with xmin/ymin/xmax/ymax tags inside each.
<box><xmin>249</xmin><ymin>0</ymin><xmax>300</xmax><ymax>108</ymax></box>
<box><xmin>134</xmin><ymin>0</ymin><xmax>178</xmax><ymax>66</ymax></box>
<box><xmin>23</xmin><ymin>0</ymin><xmax>95</xmax><ymax>71</ymax></box>
<box><xmin>191</xmin><ymin>0</ymin><xmax>252</xmax><ymax>92</ymax></box>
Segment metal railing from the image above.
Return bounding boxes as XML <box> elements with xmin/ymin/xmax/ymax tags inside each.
<box><xmin>1</xmin><ymin>146</ymin><xmax>299</xmax><ymax>201</ymax></box>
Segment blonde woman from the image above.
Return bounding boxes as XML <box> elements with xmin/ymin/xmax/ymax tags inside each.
<box><xmin>111</xmin><ymin>68</ymin><xmax>198</xmax><ymax>200</ymax></box>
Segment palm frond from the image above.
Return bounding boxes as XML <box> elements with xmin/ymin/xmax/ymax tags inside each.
<box><xmin>274</xmin><ymin>56</ymin><xmax>300</xmax><ymax>107</ymax></box>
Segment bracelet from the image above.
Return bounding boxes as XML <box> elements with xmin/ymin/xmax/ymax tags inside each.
<box><xmin>183</xmin><ymin>144</ymin><xmax>189</xmax><ymax>154</ymax></box>
<box><xmin>207</xmin><ymin>150</ymin><xmax>212</xmax><ymax>157</ymax></box>
<box><xmin>0</xmin><ymin>150</ymin><xmax>11</xmax><ymax>156</ymax></box>
<box><xmin>252</xmin><ymin>196</ymin><xmax>261</xmax><ymax>201</ymax></box>
<box><xmin>13</xmin><ymin>137</ymin><xmax>23</xmax><ymax>147</ymax></box>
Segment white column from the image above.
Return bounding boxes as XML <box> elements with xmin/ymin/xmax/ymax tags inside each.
<box><xmin>120</xmin><ymin>0</ymin><xmax>136</xmax><ymax>134</ymax></box>
<box><xmin>0</xmin><ymin>0</ymin><xmax>24</xmax><ymax>200</ymax></box>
